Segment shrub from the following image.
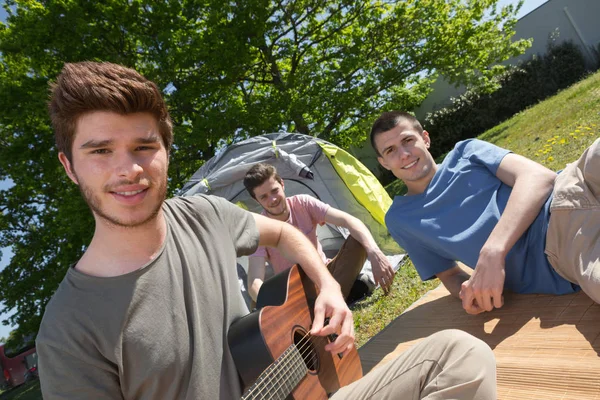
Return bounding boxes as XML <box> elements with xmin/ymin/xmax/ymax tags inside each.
<box><xmin>423</xmin><ymin>41</ymin><xmax>589</xmax><ymax>158</ymax></box>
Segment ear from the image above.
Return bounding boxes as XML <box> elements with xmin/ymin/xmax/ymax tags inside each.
<box><xmin>58</xmin><ymin>152</ymin><xmax>79</xmax><ymax>185</ymax></box>
<box><xmin>377</xmin><ymin>156</ymin><xmax>391</xmax><ymax>171</ymax></box>
<box><xmin>422</xmin><ymin>130</ymin><xmax>431</xmax><ymax>149</ymax></box>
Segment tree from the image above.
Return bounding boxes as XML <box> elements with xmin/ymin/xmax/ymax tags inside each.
<box><xmin>0</xmin><ymin>0</ymin><xmax>530</xmax><ymax>340</ymax></box>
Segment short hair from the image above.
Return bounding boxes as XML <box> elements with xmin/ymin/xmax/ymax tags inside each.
<box><xmin>370</xmin><ymin>111</ymin><xmax>423</xmax><ymax>156</ymax></box>
<box><xmin>243</xmin><ymin>163</ymin><xmax>283</xmax><ymax>199</ymax></box>
<box><xmin>48</xmin><ymin>61</ymin><xmax>173</xmax><ymax>162</ymax></box>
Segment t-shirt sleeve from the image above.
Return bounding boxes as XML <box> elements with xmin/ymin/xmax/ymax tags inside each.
<box><xmin>298</xmin><ymin>194</ymin><xmax>330</xmax><ymax>225</ymax></box>
<box><xmin>37</xmin><ymin>341</ymin><xmax>123</xmax><ymax>400</ymax></box>
<box><xmin>388</xmin><ymin>223</ymin><xmax>455</xmax><ymax>281</ymax></box>
<box><xmin>458</xmin><ymin>139</ymin><xmax>512</xmax><ymax>176</ymax></box>
<box><xmin>208</xmin><ymin>195</ymin><xmax>260</xmax><ymax>257</ymax></box>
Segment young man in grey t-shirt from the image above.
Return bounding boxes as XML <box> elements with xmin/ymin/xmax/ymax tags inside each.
<box><xmin>37</xmin><ymin>61</ymin><xmax>497</xmax><ymax>399</ymax></box>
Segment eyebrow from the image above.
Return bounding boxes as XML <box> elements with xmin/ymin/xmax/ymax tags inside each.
<box><xmin>79</xmin><ymin>136</ymin><xmax>161</xmax><ymax>149</ymax></box>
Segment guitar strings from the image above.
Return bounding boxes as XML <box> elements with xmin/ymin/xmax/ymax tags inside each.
<box><xmin>246</xmin><ymin>333</ymin><xmax>321</xmax><ymax>400</ymax></box>
<box><xmin>243</xmin><ymin>329</ymin><xmax>333</xmax><ymax>399</ymax></box>
<box><xmin>243</xmin><ymin>329</ymin><xmax>315</xmax><ymax>399</ymax></box>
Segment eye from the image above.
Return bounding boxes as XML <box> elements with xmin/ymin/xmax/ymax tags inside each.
<box><xmin>91</xmin><ymin>149</ymin><xmax>110</xmax><ymax>154</ymax></box>
<box><xmin>136</xmin><ymin>145</ymin><xmax>155</xmax><ymax>151</ymax></box>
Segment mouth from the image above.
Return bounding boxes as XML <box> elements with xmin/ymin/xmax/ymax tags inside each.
<box><xmin>402</xmin><ymin>159</ymin><xmax>418</xmax><ymax>169</ymax></box>
<box><xmin>109</xmin><ymin>186</ymin><xmax>149</xmax><ymax>205</ymax></box>
<box><xmin>112</xmin><ymin>189</ymin><xmax>146</xmax><ymax>197</ymax></box>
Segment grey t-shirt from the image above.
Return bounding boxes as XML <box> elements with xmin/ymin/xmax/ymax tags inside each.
<box><xmin>36</xmin><ymin>195</ymin><xmax>259</xmax><ymax>399</ymax></box>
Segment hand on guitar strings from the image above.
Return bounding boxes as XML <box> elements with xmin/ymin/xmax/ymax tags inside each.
<box><xmin>310</xmin><ymin>288</ymin><xmax>355</xmax><ymax>356</ymax></box>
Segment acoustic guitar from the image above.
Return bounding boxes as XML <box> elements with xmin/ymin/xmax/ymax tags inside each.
<box><xmin>228</xmin><ymin>264</ymin><xmax>363</xmax><ymax>399</ymax></box>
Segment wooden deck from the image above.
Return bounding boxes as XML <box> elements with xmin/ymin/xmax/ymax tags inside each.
<box><xmin>358</xmin><ymin>284</ymin><xmax>600</xmax><ymax>400</ymax></box>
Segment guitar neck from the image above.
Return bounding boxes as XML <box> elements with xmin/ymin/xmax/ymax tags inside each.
<box><xmin>241</xmin><ymin>344</ymin><xmax>308</xmax><ymax>400</ymax></box>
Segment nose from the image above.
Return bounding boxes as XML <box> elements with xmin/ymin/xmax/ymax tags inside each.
<box><xmin>398</xmin><ymin>145</ymin><xmax>411</xmax><ymax>159</ymax></box>
<box><xmin>114</xmin><ymin>151</ymin><xmax>144</xmax><ymax>180</ymax></box>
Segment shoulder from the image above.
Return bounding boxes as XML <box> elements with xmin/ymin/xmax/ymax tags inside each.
<box><xmin>443</xmin><ymin>139</ymin><xmax>511</xmax><ymax>171</ymax></box>
<box><xmin>166</xmin><ymin>195</ymin><xmax>236</xmax><ymax>217</ymax></box>
<box><xmin>167</xmin><ymin>194</ymin><xmax>217</xmax><ymax>210</ymax></box>
<box><xmin>297</xmin><ymin>194</ymin><xmax>325</xmax><ymax>204</ymax></box>
<box><xmin>452</xmin><ymin>139</ymin><xmax>510</xmax><ymax>159</ymax></box>
<box><xmin>289</xmin><ymin>194</ymin><xmax>324</xmax><ymax>208</ymax></box>
<box><xmin>451</xmin><ymin>139</ymin><xmax>489</xmax><ymax>157</ymax></box>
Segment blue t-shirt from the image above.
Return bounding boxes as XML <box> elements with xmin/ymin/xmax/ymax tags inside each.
<box><xmin>386</xmin><ymin>139</ymin><xmax>577</xmax><ymax>295</ymax></box>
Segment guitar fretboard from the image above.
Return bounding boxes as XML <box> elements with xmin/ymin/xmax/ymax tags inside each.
<box><xmin>241</xmin><ymin>344</ymin><xmax>308</xmax><ymax>400</ymax></box>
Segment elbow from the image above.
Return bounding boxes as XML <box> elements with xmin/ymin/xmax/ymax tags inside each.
<box><xmin>541</xmin><ymin>169</ymin><xmax>557</xmax><ymax>195</ymax></box>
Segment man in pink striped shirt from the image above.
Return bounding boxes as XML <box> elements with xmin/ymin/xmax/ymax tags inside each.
<box><xmin>244</xmin><ymin>163</ymin><xmax>395</xmax><ymax>303</ymax></box>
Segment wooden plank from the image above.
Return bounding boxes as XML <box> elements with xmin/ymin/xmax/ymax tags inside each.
<box><xmin>358</xmin><ymin>284</ymin><xmax>600</xmax><ymax>399</ymax></box>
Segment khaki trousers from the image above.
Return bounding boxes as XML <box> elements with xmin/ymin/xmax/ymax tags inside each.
<box><xmin>331</xmin><ymin>329</ymin><xmax>497</xmax><ymax>400</ymax></box>
<box><xmin>327</xmin><ymin>236</ymin><xmax>367</xmax><ymax>300</ymax></box>
<box><xmin>545</xmin><ymin>138</ymin><xmax>600</xmax><ymax>303</ymax></box>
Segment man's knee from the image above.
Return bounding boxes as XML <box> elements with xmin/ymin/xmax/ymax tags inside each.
<box><xmin>432</xmin><ymin>329</ymin><xmax>495</xmax><ymax>365</ymax></box>
<box><xmin>583</xmin><ymin>138</ymin><xmax>600</xmax><ymax>197</ymax></box>
<box><xmin>344</xmin><ymin>236</ymin><xmax>367</xmax><ymax>256</ymax></box>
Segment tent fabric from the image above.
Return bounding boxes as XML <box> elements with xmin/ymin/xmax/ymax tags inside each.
<box><xmin>318</xmin><ymin>143</ymin><xmax>392</xmax><ymax>227</ymax></box>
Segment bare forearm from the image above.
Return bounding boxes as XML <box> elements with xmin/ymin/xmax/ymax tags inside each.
<box><xmin>344</xmin><ymin>216</ymin><xmax>379</xmax><ymax>254</ymax></box>
<box><xmin>485</xmin><ymin>172</ymin><xmax>555</xmax><ymax>256</ymax></box>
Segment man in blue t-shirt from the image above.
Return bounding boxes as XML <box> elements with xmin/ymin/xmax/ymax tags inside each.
<box><xmin>370</xmin><ymin>110</ymin><xmax>600</xmax><ymax>315</ymax></box>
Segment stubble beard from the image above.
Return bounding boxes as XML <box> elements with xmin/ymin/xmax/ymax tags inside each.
<box><xmin>264</xmin><ymin>200</ymin><xmax>288</xmax><ymax>218</ymax></box>
<box><xmin>77</xmin><ymin>175</ymin><xmax>168</xmax><ymax>229</ymax></box>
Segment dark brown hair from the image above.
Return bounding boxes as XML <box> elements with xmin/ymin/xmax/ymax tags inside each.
<box><xmin>370</xmin><ymin>111</ymin><xmax>423</xmax><ymax>156</ymax></box>
<box><xmin>48</xmin><ymin>61</ymin><xmax>173</xmax><ymax>161</ymax></box>
<box><xmin>243</xmin><ymin>163</ymin><xmax>283</xmax><ymax>199</ymax></box>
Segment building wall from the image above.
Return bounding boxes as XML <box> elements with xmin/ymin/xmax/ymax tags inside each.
<box><xmin>413</xmin><ymin>0</ymin><xmax>600</xmax><ymax>119</ymax></box>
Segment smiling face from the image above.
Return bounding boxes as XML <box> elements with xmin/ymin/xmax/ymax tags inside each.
<box><xmin>374</xmin><ymin>119</ymin><xmax>437</xmax><ymax>195</ymax></box>
<box><xmin>252</xmin><ymin>176</ymin><xmax>289</xmax><ymax>220</ymax></box>
<box><xmin>58</xmin><ymin>111</ymin><xmax>169</xmax><ymax>228</ymax></box>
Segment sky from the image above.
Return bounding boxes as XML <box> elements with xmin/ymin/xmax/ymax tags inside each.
<box><xmin>0</xmin><ymin>0</ymin><xmax>549</xmax><ymax>341</ymax></box>
<box><xmin>498</xmin><ymin>0</ymin><xmax>548</xmax><ymax>18</ymax></box>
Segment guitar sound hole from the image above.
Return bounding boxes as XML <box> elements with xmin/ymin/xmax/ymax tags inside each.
<box><xmin>293</xmin><ymin>328</ymin><xmax>319</xmax><ymax>373</ymax></box>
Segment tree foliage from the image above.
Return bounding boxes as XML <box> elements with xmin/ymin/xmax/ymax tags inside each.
<box><xmin>0</xmin><ymin>0</ymin><xmax>529</xmax><ymax>339</ymax></box>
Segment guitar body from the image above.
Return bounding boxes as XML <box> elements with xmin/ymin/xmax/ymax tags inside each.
<box><xmin>228</xmin><ymin>265</ymin><xmax>363</xmax><ymax>399</ymax></box>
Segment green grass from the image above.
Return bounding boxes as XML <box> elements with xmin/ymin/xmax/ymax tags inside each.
<box><xmin>0</xmin><ymin>381</ymin><xmax>41</xmax><ymax>400</ymax></box>
<box><xmin>352</xmin><ymin>69</ymin><xmax>600</xmax><ymax>348</ymax></box>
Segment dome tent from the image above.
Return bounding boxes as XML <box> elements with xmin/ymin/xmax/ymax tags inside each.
<box><xmin>180</xmin><ymin>132</ymin><xmax>405</xmax><ymax>307</ymax></box>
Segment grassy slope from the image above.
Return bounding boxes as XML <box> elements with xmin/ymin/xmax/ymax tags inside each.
<box><xmin>352</xmin><ymin>70</ymin><xmax>600</xmax><ymax>347</ymax></box>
